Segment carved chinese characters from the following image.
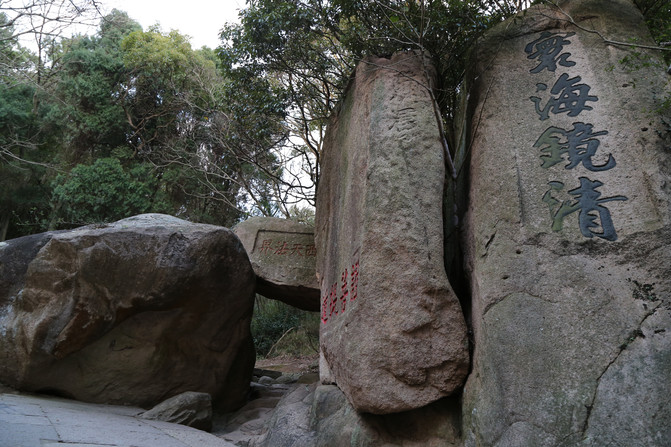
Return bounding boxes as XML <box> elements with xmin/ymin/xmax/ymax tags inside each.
<box><xmin>462</xmin><ymin>2</ymin><xmax>671</xmax><ymax>446</ymax></box>
<box><xmin>316</xmin><ymin>52</ymin><xmax>469</xmax><ymax>415</ymax></box>
<box><xmin>526</xmin><ymin>31</ymin><xmax>627</xmax><ymax>241</ymax></box>
<box><xmin>525</xmin><ymin>31</ymin><xmax>576</xmax><ymax>74</ymax></box>
<box><xmin>533</xmin><ymin>123</ymin><xmax>614</xmax><ymax>171</ymax></box>
<box><xmin>320</xmin><ymin>256</ymin><xmax>358</xmax><ymax>324</ymax></box>
<box><xmin>531</xmin><ymin>73</ymin><xmax>598</xmax><ymax>120</ymax></box>
<box><xmin>255</xmin><ymin>233</ymin><xmax>317</xmax><ymax>258</ymax></box>
<box><xmin>234</xmin><ymin>217</ymin><xmax>320</xmax><ymax>311</ymax></box>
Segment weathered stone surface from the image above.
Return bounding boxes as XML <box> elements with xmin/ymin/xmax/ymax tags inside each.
<box><xmin>315</xmin><ymin>51</ymin><xmax>469</xmax><ymax>414</ymax></box>
<box><xmin>234</xmin><ymin>217</ymin><xmax>319</xmax><ymax>311</ymax></box>
<box><xmin>213</xmin><ymin>370</ymin><xmax>321</xmax><ymax>445</ymax></box>
<box><xmin>252</xmin><ymin>384</ymin><xmax>461</xmax><ymax>447</ymax></box>
<box><xmin>0</xmin><ymin>214</ymin><xmax>256</xmax><ymax>411</ymax></box>
<box><xmin>0</xmin><ymin>231</ymin><xmax>64</xmax><ymax>308</ymax></box>
<box><xmin>0</xmin><ymin>231</ymin><xmax>65</xmax><ymax>385</ymax></box>
<box><xmin>140</xmin><ymin>391</ymin><xmax>213</xmax><ymax>432</ymax></box>
<box><xmin>461</xmin><ymin>1</ymin><xmax>671</xmax><ymax>446</ymax></box>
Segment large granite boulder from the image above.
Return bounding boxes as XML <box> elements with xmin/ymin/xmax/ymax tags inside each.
<box><xmin>462</xmin><ymin>1</ymin><xmax>671</xmax><ymax>445</ymax></box>
<box><xmin>315</xmin><ymin>51</ymin><xmax>469</xmax><ymax>414</ymax></box>
<box><xmin>234</xmin><ymin>217</ymin><xmax>319</xmax><ymax>311</ymax></box>
<box><xmin>0</xmin><ymin>214</ymin><xmax>256</xmax><ymax>411</ymax></box>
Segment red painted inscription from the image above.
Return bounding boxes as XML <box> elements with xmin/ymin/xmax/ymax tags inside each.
<box><xmin>321</xmin><ymin>257</ymin><xmax>360</xmax><ymax>324</ymax></box>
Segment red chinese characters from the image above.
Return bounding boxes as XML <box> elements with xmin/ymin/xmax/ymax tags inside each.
<box><xmin>321</xmin><ymin>258</ymin><xmax>360</xmax><ymax>324</ymax></box>
<box><xmin>340</xmin><ymin>268</ymin><xmax>348</xmax><ymax>313</ymax></box>
<box><xmin>274</xmin><ymin>241</ymin><xmax>290</xmax><ymax>255</ymax></box>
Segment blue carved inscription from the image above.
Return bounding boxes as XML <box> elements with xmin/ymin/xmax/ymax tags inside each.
<box><xmin>525</xmin><ymin>31</ymin><xmax>576</xmax><ymax>73</ymax></box>
<box><xmin>543</xmin><ymin>178</ymin><xmax>627</xmax><ymax>241</ymax></box>
<box><xmin>534</xmin><ymin>122</ymin><xmax>615</xmax><ymax>171</ymax></box>
<box><xmin>530</xmin><ymin>74</ymin><xmax>598</xmax><ymax>120</ymax></box>
<box><xmin>525</xmin><ymin>31</ymin><xmax>626</xmax><ymax>241</ymax></box>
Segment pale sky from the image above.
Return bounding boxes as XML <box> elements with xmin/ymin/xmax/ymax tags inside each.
<box><xmin>103</xmin><ymin>0</ymin><xmax>244</xmax><ymax>49</ymax></box>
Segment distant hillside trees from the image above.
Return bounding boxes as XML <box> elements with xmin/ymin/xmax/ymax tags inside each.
<box><xmin>1</xmin><ymin>0</ymin><xmax>668</xmax><ymax>241</ymax></box>
<box><xmin>0</xmin><ymin>8</ymin><xmax>283</xmax><ymax>240</ymax></box>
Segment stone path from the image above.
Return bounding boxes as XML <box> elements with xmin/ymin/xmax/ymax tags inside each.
<box><xmin>0</xmin><ymin>392</ymin><xmax>236</xmax><ymax>447</ymax></box>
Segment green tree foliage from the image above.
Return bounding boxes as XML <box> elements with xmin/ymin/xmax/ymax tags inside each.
<box><xmin>0</xmin><ymin>9</ymin><xmax>60</xmax><ymax>239</ymax></box>
<box><xmin>251</xmin><ymin>295</ymin><xmax>318</xmax><ymax>358</ymax></box>
<box><xmin>51</xmin><ymin>157</ymin><xmax>165</xmax><ymax>227</ymax></box>
<box><xmin>52</xmin><ymin>10</ymin><xmax>140</xmax><ymax>163</ymax></box>
<box><xmin>119</xmin><ymin>26</ymin><xmax>276</xmax><ymax>223</ymax></box>
<box><xmin>0</xmin><ymin>2</ymin><xmax>102</xmax><ymax>239</ymax></box>
<box><xmin>121</xmin><ymin>27</ymin><xmax>203</xmax><ymax>155</ymax></box>
<box><xmin>44</xmin><ymin>23</ymin><xmax>250</xmax><ymax>228</ymax></box>
<box><xmin>1</xmin><ymin>7</ymin><xmax>282</xmax><ymax>240</ymax></box>
<box><xmin>218</xmin><ymin>0</ymin><xmax>531</xmax><ymax>209</ymax></box>
<box><xmin>0</xmin><ymin>81</ymin><xmax>46</xmax><ymax>239</ymax></box>
<box><xmin>0</xmin><ymin>12</ymin><xmax>31</xmax><ymax>82</ymax></box>
<box><xmin>634</xmin><ymin>0</ymin><xmax>671</xmax><ymax>64</ymax></box>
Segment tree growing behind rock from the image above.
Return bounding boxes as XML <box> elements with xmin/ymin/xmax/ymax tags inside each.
<box><xmin>218</xmin><ymin>0</ymin><xmax>671</xmax><ymax>207</ymax></box>
<box><xmin>1</xmin><ymin>0</ymin><xmax>669</xmax><ymax>241</ymax></box>
<box><xmin>217</xmin><ymin>0</ymin><xmax>531</xmax><ymax>204</ymax></box>
<box><xmin>0</xmin><ymin>7</ymin><xmax>285</xmax><ymax>240</ymax></box>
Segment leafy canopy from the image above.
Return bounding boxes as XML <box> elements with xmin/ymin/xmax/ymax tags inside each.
<box><xmin>217</xmin><ymin>0</ymin><xmax>529</xmax><ymax>209</ymax></box>
<box><xmin>52</xmin><ymin>158</ymin><xmax>163</xmax><ymax>226</ymax></box>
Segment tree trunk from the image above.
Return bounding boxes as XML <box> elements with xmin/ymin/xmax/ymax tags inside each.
<box><xmin>0</xmin><ymin>213</ymin><xmax>9</xmax><ymax>242</ymax></box>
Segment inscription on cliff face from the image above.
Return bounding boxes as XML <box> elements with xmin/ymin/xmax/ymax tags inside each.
<box><xmin>543</xmin><ymin>178</ymin><xmax>628</xmax><ymax>241</ymax></box>
<box><xmin>530</xmin><ymin>74</ymin><xmax>598</xmax><ymax>120</ymax></box>
<box><xmin>253</xmin><ymin>230</ymin><xmax>316</xmax><ymax>264</ymax></box>
<box><xmin>525</xmin><ymin>31</ymin><xmax>576</xmax><ymax>73</ymax></box>
<box><xmin>534</xmin><ymin>122</ymin><xmax>615</xmax><ymax>171</ymax></box>
<box><xmin>257</xmin><ymin>239</ymin><xmax>317</xmax><ymax>257</ymax></box>
<box><xmin>234</xmin><ymin>217</ymin><xmax>319</xmax><ymax>310</ymax></box>
<box><xmin>525</xmin><ymin>31</ymin><xmax>627</xmax><ymax>241</ymax></box>
<box><xmin>321</xmin><ymin>255</ymin><xmax>359</xmax><ymax>324</ymax></box>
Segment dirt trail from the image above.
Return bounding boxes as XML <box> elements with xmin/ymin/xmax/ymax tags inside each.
<box><xmin>254</xmin><ymin>354</ymin><xmax>319</xmax><ymax>374</ymax></box>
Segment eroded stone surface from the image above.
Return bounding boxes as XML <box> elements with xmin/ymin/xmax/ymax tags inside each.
<box><xmin>0</xmin><ymin>214</ymin><xmax>256</xmax><ymax>411</ymax></box>
<box><xmin>315</xmin><ymin>51</ymin><xmax>469</xmax><ymax>414</ymax></box>
<box><xmin>234</xmin><ymin>217</ymin><xmax>319</xmax><ymax>311</ymax></box>
<box><xmin>461</xmin><ymin>2</ymin><xmax>671</xmax><ymax>445</ymax></box>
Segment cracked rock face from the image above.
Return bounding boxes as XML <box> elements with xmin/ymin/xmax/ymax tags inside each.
<box><xmin>315</xmin><ymin>51</ymin><xmax>469</xmax><ymax>414</ymax></box>
<box><xmin>0</xmin><ymin>214</ymin><xmax>256</xmax><ymax>411</ymax></box>
<box><xmin>462</xmin><ymin>1</ymin><xmax>671</xmax><ymax>446</ymax></box>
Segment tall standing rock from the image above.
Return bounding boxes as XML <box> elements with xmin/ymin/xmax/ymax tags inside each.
<box><xmin>462</xmin><ymin>1</ymin><xmax>671</xmax><ymax>445</ymax></box>
<box><xmin>315</xmin><ymin>51</ymin><xmax>469</xmax><ymax>415</ymax></box>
